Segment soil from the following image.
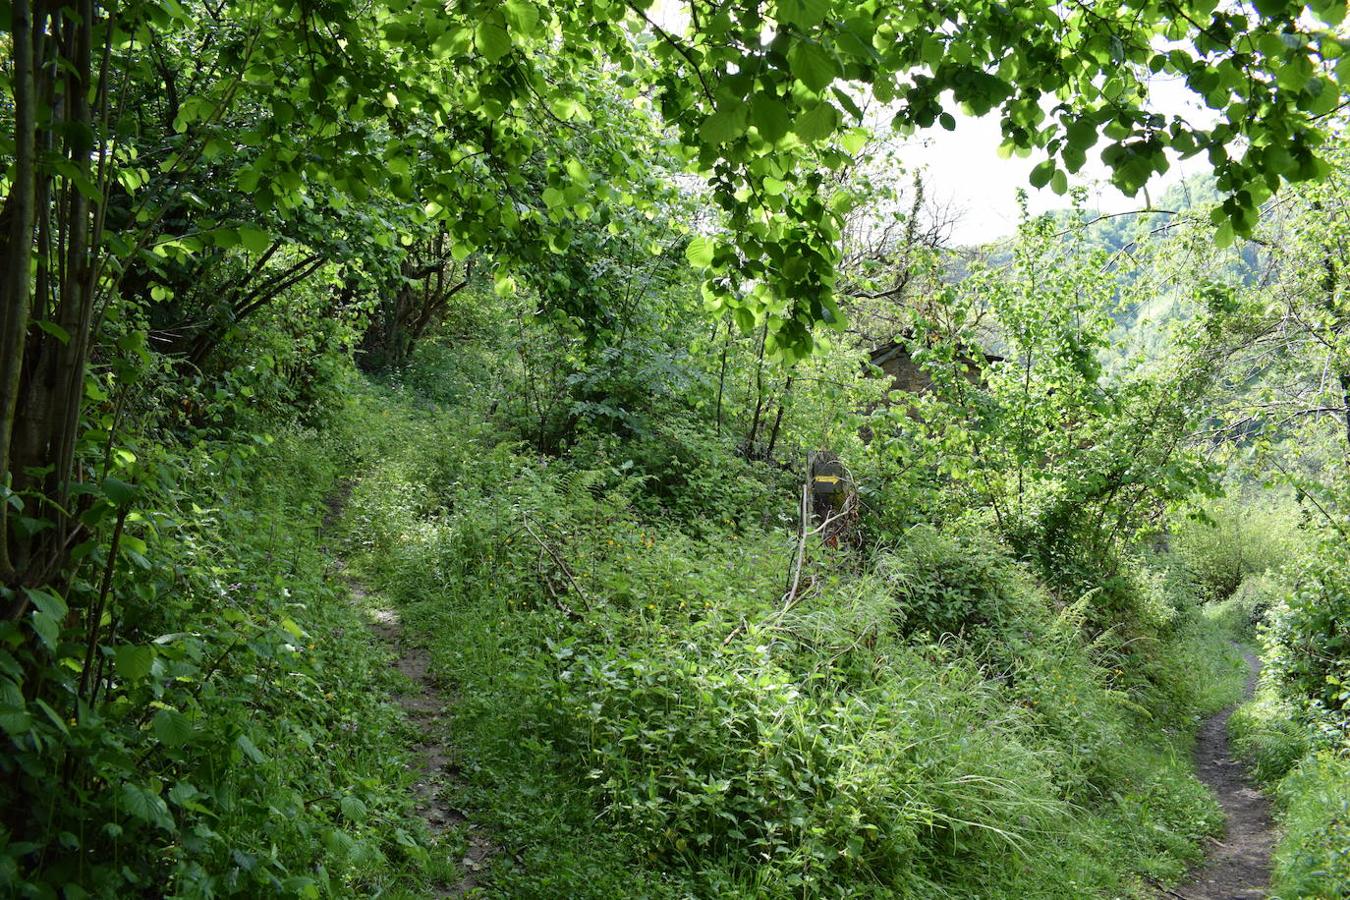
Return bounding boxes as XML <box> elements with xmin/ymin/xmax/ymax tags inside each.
<box><xmin>1172</xmin><ymin>648</ymin><xmax>1275</xmax><ymax>900</ymax></box>
<box><xmin>324</xmin><ymin>485</ymin><xmax>495</xmax><ymax>896</ymax></box>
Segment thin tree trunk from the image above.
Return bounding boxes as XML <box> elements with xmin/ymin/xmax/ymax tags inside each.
<box><xmin>0</xmin><ymin>0</ymin><xmax>39</xmax><ymax>581</ymax></box>
<box><xmin>714</xmin><ymin>318</ymin><xmax>730</xmax><ymax>436</ymax></box>
<box><xmin>765</xmin><ymin>375</ymin><xmax>793</xmax><ymax>461</ymax></box>
<box><xmin>745</xmin><ymin>322</ymin><xmax>767</xmax><ymax>454</ymax></box>
<box><xmin>1341</xmin><ymin>370</ymin><xmax>1350</xmax><ymax>455</ymax></box>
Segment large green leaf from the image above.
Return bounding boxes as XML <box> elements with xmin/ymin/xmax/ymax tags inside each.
<box><xmin>788</xmin><ymin>42</ymin><xmax>838</xmax><ymax>93</ymax></box>
<box><xmin>686</xmin><ymin>235</ymin><xmax>715</xmax><ymax>268</ymax></box>
<box><xmin>794</xmin><ymin>102</ymin><xmax>839</xmax><ymax>142</ymax></box>
<box><xmin>116</xmin><ymin>645</ymin><xmax>156</xmax><ymax>682</ymax></box>
<box><xmin>751</xmin><ymin>95</ymin><xmax>791</xmax><ymax>144</ymax></box>
<box><xmin>700</xmin><ymin>105</ymin><xmax>748</xmax><ymax>146</ymax></box>
<box><xmin>153</xmin><ymin>709</ymin><xmax>194</xmax><ymax>747</ymax></box>
<box><xmin>475</xmin><ymin>14</ymin><xmax>513</xmax><ymax>62</ymax></box>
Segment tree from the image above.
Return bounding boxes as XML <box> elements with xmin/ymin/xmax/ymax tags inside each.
<box><xmin>2</xmin><ymin>0</ymin><xmax>1347</xmax><ymax>603</ymax></box>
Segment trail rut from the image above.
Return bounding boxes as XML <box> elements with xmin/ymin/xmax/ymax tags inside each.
<box><xmin>325</xmin><ymin>485</ymin><xmax>494</xmax><ymax>896</ymax></box>
<box><xmin>1173</xmin><ymin>647</ymin><xmax>1275</xmax><ymax>900</ymax></box>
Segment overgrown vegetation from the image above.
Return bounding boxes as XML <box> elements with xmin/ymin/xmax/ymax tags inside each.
<box><xmin>332</xmin><ymin>378</ymin><xmax>1245</xmax><ymax>897</ymax></box>
<box><xmin>4</xmin><ymin>0</ymin><xmax>1350</xmax><ymax>897</ymax></box>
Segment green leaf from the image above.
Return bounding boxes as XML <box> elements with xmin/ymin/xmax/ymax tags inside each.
<box><xmin>751</xmin><ymin>95</ymin><xmax>791</xmax><ymax>144</ymax></box>
<box><xmin>340</xmin><ymin>795</ymin><xmax>368</xmax><ymax>822</ymax></box>
<box><xmin>35</xmin><ymin>320</ymin><xmax>71</xmax><ymax>344</ymax></box>
<box><xmin>700</xmin><ymin>105</ymin><xmax>748</xmax><ymax>146</ymax></box>
<box><xmin>0</xmin><ymin>677</ymin><xmax>30</xmax><ymax>737</ymax></box>
<box><xmin>23</xmin><ymin>588</ymin><xmax>65</xmax><ymax>652</ymax></box>
<box><xmin>235</xmin><ymin>733</ymin><xmax>266</xmax><ymax>763</ymax></box>
<box><xmin>29</xmin><ymin>612</ymin><xmax>58</xmax><ymax>652</ymax></box>
<box><xmin>121</xmin><ymin>783</ymin><xmax>174</xmax><ymax>830</ymax></box>
<box><xmin>840</xmin><ymin>128</ymin><xmax>868</xmax><ymax>155</ymax></box>
<box><xmin>788</xmin><ymin>42</ymin><xmax>838</xmax><ymax>93</ymax></box>
<box><xmin>1214</xmin><ymin>219</ymin><xmax>1235</xmax><ymax>248</ymax></box>
<box><xmin>1029</xmin><ymin>160</ymin><xmax>1055</xmax><ymax>189</ymax></box>
<box><xmin>116</xmin><ymin>645</ymin><xmax>155</xmax><ymax>682</ymax></box>
<box><xmin>280</xmin><ymin>617</ymin><xmax>307</xmax><ymax>641</ymax></box>
<box><xmin>504</xmin><ymin>0</ymin><xmax>540</xmax><ymax>37</ymax></box>
<box><xmin>103</xmin><ymin>476</ymin><xmax>138</xmax><ymax>506</ymax></box>
<box><xmin>237</xmin><ymin>225</ymin><xmax>271</xmax><ymax>254</ymax></box>
<box><xmin>0</xmin><ymin>707</ymin><xmax>32</xmax><ymax>737</ymax></box>
<box><xmin>153</xmin><ymin>709</ymin><xmax>194</xmax><ymax>747</ymax></box>
<box><xmin>26</xmin><ymin>587</ymin><xmax>68</xmax><ymax>622</ymax></box>
<box><xmin>777</xmin><ymin>0</ymin><xmax>830</xmax><ymax>29</ymax></box>
<box><xmin>475</xmin><ymin>14</ymin><xmax>513</xmax><ymax>62</ymax></box>
<box><xmin>686</xmin><ymin>236</ymin><xmax>715</xmax><ymax>268</ymax></box>
<box><xmin>794</xmin><ymin>102</ymin><xmax>839</xmax><ymax>142</ymax></box>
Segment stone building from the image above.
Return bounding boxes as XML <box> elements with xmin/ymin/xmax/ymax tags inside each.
<box><xmin>868</xmin><ymin>339</ymin><xmax>1002</xmax><ymax>398</ymax></box>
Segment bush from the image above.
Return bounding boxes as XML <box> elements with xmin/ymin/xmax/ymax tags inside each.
<box><xmin>1231</xmin><ymin>688</ymin><xmax>1314</xmax><ymax>783</ymax></box>
<box><xmin>1264</xmin><ymin>541</ymin><xmax>1350</xmax><ymax>717</ymax></box>
<box><xmin>1271</xmin><ymin>752</ymin><xmax>1350</xmax><ymax>899</ymax></box>
<box><xmin>1205</xmin><ymin>571</ymin><xmax>1286</xmax><ymax>638</ymax></box>
<box><xmin>546</xmin><ymin>635</ymin><xmax>1080</xmax><ymax>895</ymax></box>
<box><xmin>1169</xmin><ymin>496</ymin><xmax>1301</xmax><ymax>602</ymax></box>
<box><xmin>873</xmin><ymin>526</ymin><xmax>1034</xmax><ymax>639</ymax></box>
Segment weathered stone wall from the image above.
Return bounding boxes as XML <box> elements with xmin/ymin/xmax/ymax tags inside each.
<box><xmin>871</xmin><ymin>342</ymin><xmax>990</xmax><ymax>399</ymax></box>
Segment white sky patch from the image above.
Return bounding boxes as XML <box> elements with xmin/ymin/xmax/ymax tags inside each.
<box><xmin>647</xmin><ymin>1</ymin><xmax>1226</xmax><ymax>244</ymax></box>
<box><xmin>903</xmin><ymin>74</ymin><xmax>1221</xmax><ymax>245</ymax></box>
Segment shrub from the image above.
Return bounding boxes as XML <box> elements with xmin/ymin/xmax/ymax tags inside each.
<box><xmin>1265</xmin><ymin>542</ymin><xmax>1350</xmax><ymax>716</ymax></box>
<box><xmin>1271</xmin><ymin>752</ymin><xmax>1350</xmax><ymax>899</ymax></box>
<box><xmin>1231</xmin><ymin>688</ymin><xmax>1314</xmax><ymax>783</ymax></box>
<box><xmin>545</xmin><ymin>637</ymin><xmax>1073</xmax><ymax>895</ymax></box>
<box><xmin>1169</xmin><ymin>496</ymin><xmax>1301</xmax><ymax>602</ymax></box>
<box><xmin>873</xmin><ymin>526</ymin><xmax>1034</xmax><ymax>639</ymax></box>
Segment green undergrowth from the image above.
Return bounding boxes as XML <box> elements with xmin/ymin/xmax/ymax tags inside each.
<box><xmin>2</xmin><ymin>412</ymin><xmax>443</xmax><ymax>897</ymax></box>
<box><xmin>1232</xmin><ymin>686</ymin><xmax>1350</xmax><ymax>900</ymax></box>
<box><xmin>1226</xmin><ymin>575</ymin><xmax>1350</xmax><ymax>900</ymax></box>
<box><xmin>330</xmin><ymin>378</ymin><xmax>1252</xmax><ymax>898</ymax></box>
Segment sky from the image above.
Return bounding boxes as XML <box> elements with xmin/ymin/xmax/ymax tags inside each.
<box><xmin>901</xmin><ymin>75</ymin><xmax>1218</xmax><ymax>245</ymax></box>
<box><xmin>647</xmin><ymin>0</ymin><xmax>1221</xmax><ymax>245</ymax></box>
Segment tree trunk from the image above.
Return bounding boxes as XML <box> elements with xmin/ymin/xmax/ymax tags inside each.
<box><xmin>744</xmin><ymin>322</ymin><xmax>767</xmax><ymax>455</ymax></box>
<box><xmin>0</xmin><ymin>0</ymin><xmax>39</xmax><ymax>580</ymax></box>
<box><xmin>765</xmin><ymin>375</ymin><xmax>793</xmax><ymax>461</ymax></box>
<box><xmin>5</xmin><ymin>0</ymin><xmax>101</xmax><ymax>593</ymax></box>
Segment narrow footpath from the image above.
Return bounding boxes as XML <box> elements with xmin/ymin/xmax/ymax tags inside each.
<box><xmin>1173</xmin><ymin>648</ymin><xmax>1275</xmax><ymax>900</ymax></box>
<box><xmin>325</xmin><ymin>485</ymin><xmax>494</xmax><ymax>896</ymax></box>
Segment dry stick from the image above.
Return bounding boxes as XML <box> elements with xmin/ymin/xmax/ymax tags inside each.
<box><xmin>727</xmin><ymin>480</ymin><xmax>813</xmax><ymax>647</ymax></box>
<box><xmin>1142</xmin><ymin>876</ymin><xmax>1192</xmax><ymax>900</ymax></box>
<box><xmin>783</xmin><ymin>481</ymin><xmax>810</xmax><ymax>605</ymax></box>
<box><xmin>520</xmin><ymin>516</ymin><xmax>585</xmax><ymax>617</ymax></box>
<box><xmin>77</xmin><ymin>506</ymin><xmax>128</xmax><ymax>706</ymax></box>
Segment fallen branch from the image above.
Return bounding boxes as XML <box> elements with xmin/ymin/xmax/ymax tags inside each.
<box><xmin>1143</xmin><ymin>876</ymin><xmax>1192</xmax><ymax>900</ymax></box>
<box><xmin>521</xmin><ymin>514</ymin><xmax>587</xmax><ymax>615</ymax></box>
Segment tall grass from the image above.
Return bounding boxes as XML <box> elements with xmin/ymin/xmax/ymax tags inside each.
<box><xmin>330</xmin><ymin>380</ymin><xmax>1248</xmax><ymax>897</ymax></box>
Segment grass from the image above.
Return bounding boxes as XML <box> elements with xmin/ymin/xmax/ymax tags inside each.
<box><xmin>1214</xmin><ymin>568</ymin><xmax>1350</xmax><ymax>900</ymax></box>
<box><xmin>320</xmin><ymin>377</ymin><xmax>1261</xmax><ymax>898</ymax></box>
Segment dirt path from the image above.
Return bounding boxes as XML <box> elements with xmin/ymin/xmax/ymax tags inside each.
<box><xmin>1172</xmin><ymin>648</ymin><xmax>1275</xmax><ymax>900</ymax></box>
<box><xmin>324</xmin><ymin>486</ymin><xmax>494</xmax><ymax>896</ymax></box>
